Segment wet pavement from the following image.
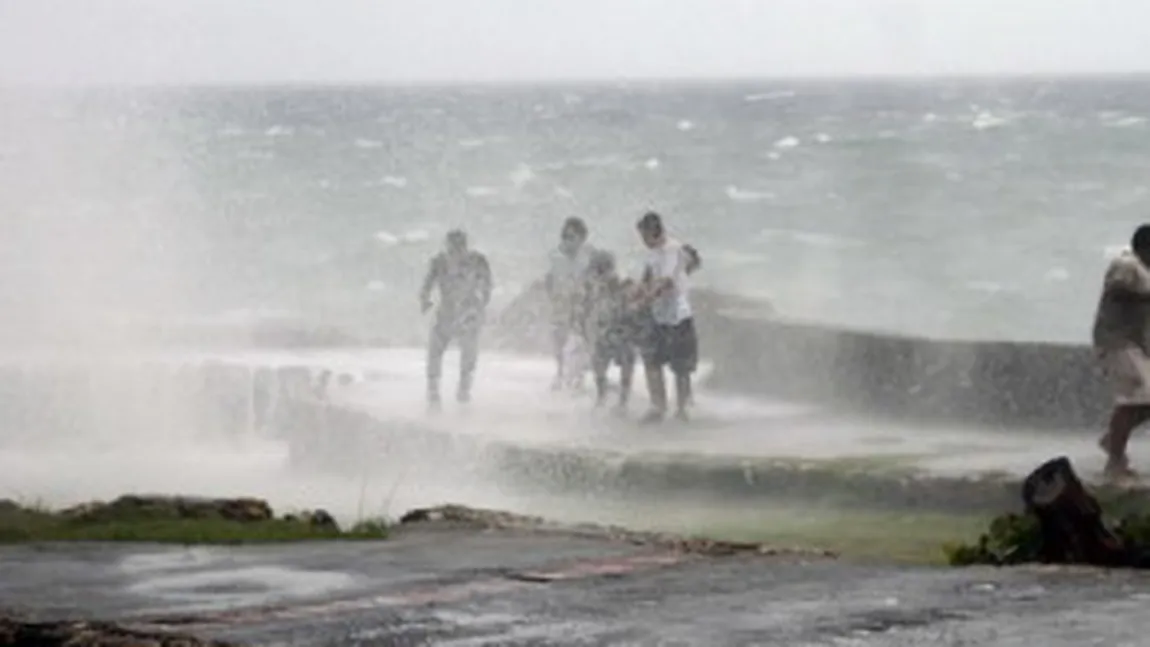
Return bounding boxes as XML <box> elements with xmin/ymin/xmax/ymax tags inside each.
<box><xmin>4</xmin><ymin>525</ymin><xmax>1150</xmax><ymax>646</ymax></box>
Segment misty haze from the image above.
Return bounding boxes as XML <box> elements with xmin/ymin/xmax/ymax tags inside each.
<box><xmin>1</xmin><ymin>1</ymin><xmax>1150</xmax><ymax>645</ymax></box>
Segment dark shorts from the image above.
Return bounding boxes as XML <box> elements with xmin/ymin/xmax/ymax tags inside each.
<box><xmin>592</xmin><ymin>337</ymin><xmax>636</xmax><ymax>373</ymax></box>
<box><xmin>641</xmin><ymin>317</ymin><xmax>698</xmax><ymax>375</ymax></box>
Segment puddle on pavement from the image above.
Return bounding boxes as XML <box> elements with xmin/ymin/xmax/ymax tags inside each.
<box><xmin>127</xmin><ymin>565</ymin><xmax>355</xmax><ymax>611</ymax></box>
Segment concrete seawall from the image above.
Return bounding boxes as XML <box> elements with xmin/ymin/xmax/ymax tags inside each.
<box><xmin>491</xmin><ymin>284</ymin><xmax>1107</xmax><ymax>430</ymax></box>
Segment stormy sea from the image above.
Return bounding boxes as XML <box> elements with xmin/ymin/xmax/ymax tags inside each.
<box><xmin>0</xmin><ymin>76</ymin><xmax>1142</xmax><ymax>521</ymax></box>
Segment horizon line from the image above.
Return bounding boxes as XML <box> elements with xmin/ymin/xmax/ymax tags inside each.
<box><xmin>5</xmin><ymin>69</ymin><xmax>1150</xmax><ymax>92</ymax></box>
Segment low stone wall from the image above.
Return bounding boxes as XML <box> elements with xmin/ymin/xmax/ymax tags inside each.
<box><xmin>489</xmin><ymin>284</ymin><xmax>1107</xmax><ymax>430</ymax></box>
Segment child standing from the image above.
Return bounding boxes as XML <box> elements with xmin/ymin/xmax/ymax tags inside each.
<box><xmin>579</xmin><ymin>250</ymin><xmax>639</xmax><ymax>411</ymax></box>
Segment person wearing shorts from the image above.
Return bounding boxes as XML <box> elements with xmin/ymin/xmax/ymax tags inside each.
<box><xmin>419</xmin><ymin>229</ymin><xmax>493</xmax><ymax>409</ymax></box>
<box><xmin>578</xmin><ymin>249</ymin><xmax>638</xmax><ymax>411</ymax></box>
<box><xmin>1093</xmin><ymin>224</ymin><xmax>1150</xmax><ymax>480</ymax></box>
<box><xmin>633</xmin><ymin>211</ymin><xmax>698</xmax><ymax>423</ymax></box>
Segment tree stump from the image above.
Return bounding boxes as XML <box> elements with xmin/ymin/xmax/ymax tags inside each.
<box><xmin>1021</xmin><ymin>456</ymin><xmax>1130</xmax><ymax>567</ymax></box>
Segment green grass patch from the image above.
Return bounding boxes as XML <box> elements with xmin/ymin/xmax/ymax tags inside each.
<box><xmin>683</xmin><ymin>508</ymin><xmax>991</xmax><ymax>564</ymax></box>
<box><xmin>544</xmin><ymin>498</ymin><xmax>991</xmax><ymax>565</ymax></box>
<box><xmin>0</xmin><ymin>498</ymin><xmax>389</xmax><ymax>545</ymax></box>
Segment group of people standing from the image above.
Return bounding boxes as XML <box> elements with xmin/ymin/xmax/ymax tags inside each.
<box><xmin>418</xmin><ymin>210</ymin><xmax>699</xmax><ymax>424</ymax></box>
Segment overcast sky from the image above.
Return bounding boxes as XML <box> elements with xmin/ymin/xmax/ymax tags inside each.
<box><xmin>2</xmin><ymin>0</ymin><xmax>1149</xmax><ymax>85</ymax></box>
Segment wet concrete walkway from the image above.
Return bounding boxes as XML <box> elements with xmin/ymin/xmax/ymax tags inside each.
<box><xmin>3</xmin><ymin>524</ymin><xmax>1150</xmax><ymax>646</ymax></box>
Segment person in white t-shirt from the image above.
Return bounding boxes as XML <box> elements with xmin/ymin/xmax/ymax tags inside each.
<box><xmin>633</xmin><ymin>211</ymin><xmax>698</xmax><ymax>423</ymax></box>
<box><xmin>545</xmin><ymin>217</ymin><xmax>595</xmax><ymax>390</ymax></box>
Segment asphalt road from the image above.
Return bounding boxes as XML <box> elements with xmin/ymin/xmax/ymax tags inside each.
<box><xmin>3</xmin><ymin>524</ymin><xmax>1150</xmax><ymax>646</ymax></box>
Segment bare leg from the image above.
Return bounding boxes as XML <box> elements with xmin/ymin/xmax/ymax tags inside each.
<box><xmin>551</xmin><ymin>322</ymin><xmax>567</xmax><ymax>390</ymax></box>
<box><xmin>457</xmin><ymin>325</ymin><xmax>480</xmax><ymax>403</ymax></box>
<box><xmin>641</xmin><ymin>358</ymin><xmax>667</xmax><ymax>422</ymax></box>
<box><xmin>673</xmin><ymin>371</ymin><xmax>692</xmax><ymax>421</ymax></box>
<box><xmin>426</xmin><ymin>321</ymin><xmax>452</xmax><ymax>408</ymax></box>
<box><xmin>1101</xmin><ymin>405</ymin><xmax>1150</xmax><ymax>476</ymax></box>
<box><xmin>618</xmin><ymin>352</ymin><xmax>635</xmax><ymax>410</ymax></box>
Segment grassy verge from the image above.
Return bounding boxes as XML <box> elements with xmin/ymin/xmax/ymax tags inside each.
<box><xmin>0</xmin><ymin>497</ymin><xmax>388</xmax><ymax>545</ymax></box>
<box><xmin>696</xmin><ymin>509</ymin><xmax>991</xmax><ymax>564</ymax></box>
<box><xmin>530</xmin><ymin>497</ymin><xmax>991</xmax><ymax>565</ymax></box>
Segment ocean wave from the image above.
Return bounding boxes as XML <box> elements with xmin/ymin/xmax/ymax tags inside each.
<box><xmin>236</xmin><ymin>150</ymin><xmax>274</xmax><ymax>161</ymax></box>
<box><xmin>773</xmin><ymin>136</ymin><xmax>800</xmax><ymax>149</ymax></box>
<box><xmin>644</xmin><ymin>158</ymin><xmax>660</xmax><ymax>170</ymax></box>
<box><xmin>375</xmin><ymin>229</ymin><xmax>430</xmax><ymax>247</ymax></box>
<box><xmin>1103</xmin><ymin>114</ymin><xmax>1147</xmax><ymax>128</ymax></box>
<box><xmin>725</xmin><ymin>186</ymin><xmax>775</xmax><ymax>203</ymax></box>
<box><xmin>375</xmin><ymin>231</ymin><xmax>400</xmax><ymax>247</ymax></box>
<box><xmin>971</xmin><ymin>111</ymin><xmax>1009</xmax><ymax>131</ymax></box>
<box><xmin>757</xmin><ymin>228</ymin><xmax>864</xmax><ymax>250</ymax></box>
<box><xmin>677</xmin><ymin>119</ymin><xmax>695</xmax><ymax>132</ymax></box>
<box><xmin>354</xmin><ymin>138</ymin><xmax>384</xmax><ymax>149</ymax></box>
<box><xmin>744</xmin><ymin>90</ymin><xmax>796</xmax><ymax>103</ymax></box>
<box><xmin>466</xmin><ymin>186</ymin><xmax>500</xmax><ymax>198</ymax></box>
<box><xmin>509</xmin><ymin>164</ymin><xmax>535</xmax><ymax>188</ymax></box>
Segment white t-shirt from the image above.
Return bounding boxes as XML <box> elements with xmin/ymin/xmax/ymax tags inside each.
<box><xmin>645</xmin><ymin>238</ymin><xmax>692</xmax><ymax>325</ymax></box>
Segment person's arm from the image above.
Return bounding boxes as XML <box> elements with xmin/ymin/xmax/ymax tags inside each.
<box><xmin>1104</xmin><ymin>259</ymin><xmax>1150</xmax><ymax>302</ymax></box>
<box><xmin>476</xmin><ymin>253</ymin><xmax>494</xmax><ymax>309</ymax></box>
<box><xmin>684</xmin><ymin>244</ymin><xmax>701</xmax><ymax>275</ymax></box>
<box><xmin>419</xmin><ymin>254</ymin><xmax>443</xmax><ymax>312</ymax></box>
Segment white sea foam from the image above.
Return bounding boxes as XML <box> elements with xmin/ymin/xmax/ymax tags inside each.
<box><xmin>774</xmin><ymin>136</ymin><xmax>800</xmax><ymax>149</ymax></box>
<box><xmin>466</xmin><ymin>186</ymin><xmax>500</xmax><ymax>197</ymax></box>
<box><xmin>965</xmin><ymin>280</ymin><xmax>1011</xmax><ymax>294</ymax></box>
<box><xmin>554</xmin><ymin>186</ymin><xmax>575</xmax><ymax>199</ymax></box>
<box><xmin>459</xmin><ymin>138</ymin><xmax>486</xmax><ymax>149</ymax></box>
<box><xmin>509</xmin><ymin>164</ymin><xmax>535</xmax><ymax>188</ymax></box>
<box><xmin>401</xmin><ymin>229</ymin><xmax>431</xmax><ymax>244</ymax></box>
<box><xmin>374</xmin><ymin>231</ymin><xmax>400</xmax><ymax>247</ymax></box>
<box><xmin>366</xmin><ymin>280</ymin><xmax>387</xmax><ymax>292</ymax></box>
<box><xmin>354</xmin><ymin>138</ymin><xmax>384</xmax><ymax>149</ymax></box>
<box><xmin>725</xmin><ymin>186</ymin><xmax>775</xmax><ymax>203</ymax></box>
<box><xmin>677</xmin><ymin>119</ymin><xmax>695</xmax><ymax>131</ymax></box>
<box><xmin>1103</xmin><ymin>115</ymin><xmax>1147</xmax><ymax>128</ymax></box>
<box><xmin>758</xmin><ymin>228</ymin><xmax>864</xmax><ymax>250</ymax></box>
<box><xmin>744</xmin><ymin>90</ymin><xmax>796</xmax><ymax>103</ymax></box>
<box><xmin>1044</xmin><ymin>268</ymin><xmax>1070</xmax><ymax>282</ymax></box>
<box><xmin>264</xmin><ymin>125</ymin><xmax>293</xmax><ymax>137</ymax></box>
<box><xmin>814</xmin><ymin>133</ymin><xmax>833</xmax><ymax>144</ymax></box>
<box><xmin>644</xmin><ymin>158</ymin><xmax>660</xmax><ymax>170</ymax></box>
<box><xmin>972</xmin><ymin>111</ymin><xmax>1008</xmax><ymax>131</ymax></box>
<box><xmin>381</xmin><ymin>175</ymin><xmax>408</xmax><ymax>188</ymax></box>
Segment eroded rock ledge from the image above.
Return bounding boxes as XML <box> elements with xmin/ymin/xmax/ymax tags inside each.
<box><xmin>0</xmin><ymin>616</ymin><xmax>238</xmax><ymax>647</ymax></box>
<box><xmin>398</xmin><ymin>503</ymin><xmax>837</xmax><ymax>559</ymax></box>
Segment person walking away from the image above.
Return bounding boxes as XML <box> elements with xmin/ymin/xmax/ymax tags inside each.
<box><xmin>419</xmin><ymin>229</ymin><xmax>493</xmax><ymax>409</ymax></box>
<box><xmin>633</xmin><ymin>211</ymin><xmax>698</xmax><ymax>423</ymax></box>
<box><xmin>578</xmin><ymin>250</ymin><xmax>638</xmax><ymax>412</ymax></box>
<box><xmin>545</xmin><ymin>217</ymin><xmax>594</xmax><ymax>391</ymax></box>
<box><xmin>1094</xmin><ymin>224</ymin><xmax>1150</xmax><ymax>481</ymax></box>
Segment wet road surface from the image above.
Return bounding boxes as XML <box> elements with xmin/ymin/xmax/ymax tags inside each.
<box><xmin>3</xmin><ymin>525</ymin><xmax>1150</xmax><ymax>646</ymax></box>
